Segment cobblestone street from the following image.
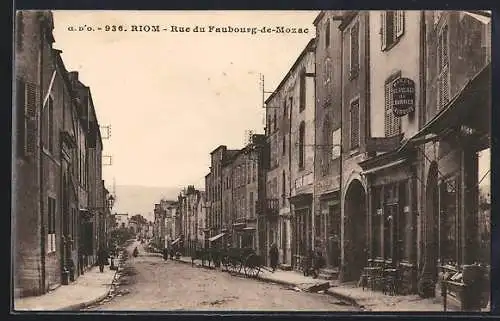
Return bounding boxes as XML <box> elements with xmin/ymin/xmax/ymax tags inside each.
<box><xmin>85</xmin><ymin>244</ymin><xmax>357</xmax><ymax>311</ymax></box>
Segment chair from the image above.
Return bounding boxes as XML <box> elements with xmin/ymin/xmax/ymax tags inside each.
<box><xmin>383</xmin><ymin>268</ymin><xmax>399</xmax><ymax>296</ymax></box>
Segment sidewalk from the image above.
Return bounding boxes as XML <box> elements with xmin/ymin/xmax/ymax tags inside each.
<box><xmin>14</xmin><ymin>265</ymin><xmax>118</xmax><ymax>311</ymax></box>
<box><xmin>174</xmin><ymin>256</ymin><xmax>489</xmax><ymax>312</ymax></box>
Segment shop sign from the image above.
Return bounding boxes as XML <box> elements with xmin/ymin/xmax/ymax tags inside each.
<box><xmin>392</xmin><ymin>77</ymin><xmax>416</xmax><ymax>117</ymax></box>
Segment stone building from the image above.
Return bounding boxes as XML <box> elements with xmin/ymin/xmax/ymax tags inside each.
<box><xmin>312</xmin><ymin>11</ymin><xmax>344</xmax><ymax>275</ymax></box>
<box><xmin>226</xmin><ymin>135</ymin><xmax>266</xmax><ymax>252</ymax></box>
<box><xmin>13</xmin><ymin>10</ymin><xmax>107</xmax><ymax>298</ymax></box>
<box><xmin>205</xmin><ymin>146</ymin><xmax>239</xmax><ymax>247</ymax></box>
<box><xmin>195</xmin><ymin>192</ymin><xmax>207</xmax><ymax>248</ymax></box>
<box><xmin>413</xmin><ymin>10</ymin><xmax>491</xmax><ymax>297</ymax></box>
<box><xmin>265</xmin><ymin>39</ymin><xmax>315</xmax><ymax>271</ymax></box>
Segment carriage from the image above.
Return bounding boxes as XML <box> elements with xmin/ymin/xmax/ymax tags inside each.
<box><xmin>191</xmin><ymin>247</ymin><xmax>265</xmax><ymax>278</ymax></box>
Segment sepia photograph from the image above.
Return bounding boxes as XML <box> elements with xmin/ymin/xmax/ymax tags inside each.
<box><xmin>12</xmin><ymin>10</ymin><xmax>491</xmax><ymax>313</ymax></box>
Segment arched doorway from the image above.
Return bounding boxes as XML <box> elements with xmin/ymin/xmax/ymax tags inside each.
<box><xmin>344</xmin><ymin>179</ymin><xmax>367</xmax><ymax>282</ymax></box>
<box><xmin>419</xmin><ymin>161</ymin><xmax>439</xmax><ymax>297</ymax></box>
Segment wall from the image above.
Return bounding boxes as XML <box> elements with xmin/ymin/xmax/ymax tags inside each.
<box><xmin>369</xmin><ymin>11</ymin><xmax>422</xmax><ymax>139</ymax></box>
<box><xmin>14</xmin><ymin>11</ymin><xmax>44</xmax><ymax>297</ymax></box>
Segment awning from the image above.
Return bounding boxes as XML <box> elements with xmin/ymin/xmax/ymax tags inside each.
<box><xmin>408</xmin><ymin>63</ymin><xmax>491</xmax><ymax>146</ymax></box>
<box><xmin>289</xmin><ymin>193</ymin><xmax>313</xmax><ymax>205</ymax></box>
<box><xmin>171</xmin><ymin>238</ymin><xmax>181</xmax><ymax>246</ymax></box>
<box><xmin>208</xmin><ymin>233</ymin><xmax>225</xmax><ymax>242</ymax></box>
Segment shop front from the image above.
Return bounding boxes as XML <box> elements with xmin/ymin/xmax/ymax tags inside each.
<box><xmin>411</xmin><ymin>63</ymin><xmax>490</xmax><ymax>305</ymax></box>
<box><xmin>290</xmin><ymin>193</ymin><xmax>312</xmax><ymax>271</ymax></box>
<box><xmin>317</xmin><ymin>191</ymin><xmax>341</xmax><ymax>270</ymax></box>
<box><xmin>359</xmin><ymin>146</ymin><xmax>419</xmax><ymax>295</ymax></box>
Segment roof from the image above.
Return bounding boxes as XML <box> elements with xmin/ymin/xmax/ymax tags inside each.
<box><xmin>210</xmin><ymin>145</ymin><xmax>227</xmax><ymax>155</ymax></box>
<box><xmin>265</xmin><ymin>38</ymin><xmax>316</xmax><ymax>105</ymax></box>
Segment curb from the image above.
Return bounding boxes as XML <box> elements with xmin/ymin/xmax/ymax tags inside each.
<box><xmin>58</xmin><ymin>269</ymin><xmax>118</xmax><ymax>311</ymax></box>
<box><xmin>59</xmin><ymin>250</ymin><xmax>126</xmax><ymax>311</ymax></box>
<box><xmin>324</xmin><ymin>288</ymin><xmax>364</xmax><ymax>309</ymax></box>
<box><xmin>174</xmin><ymin>257</ymin><xmax>361</xmax><ymax>308</ymax></box>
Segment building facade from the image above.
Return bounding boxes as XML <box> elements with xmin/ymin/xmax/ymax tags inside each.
<box><xmin>264</xmin><ymin>39</ymin><xmax>315</xmax><ymax>271</ymax></box>
<box><xmin>312</xmin><ymin>12</ymin><xmax>344</xmax><ymax>273</ymax></box>
<box><xmin>415</xmin><ymin>10</ymin><xmax>491</xmax><ymax>297</ymax></box>
<box><xmin>14</xmin><ymin>10</ymin><xmax>107</xmax><ymax>298</ymax></box>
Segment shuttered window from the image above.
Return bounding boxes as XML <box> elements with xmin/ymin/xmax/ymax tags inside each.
<box><xmin>16</xmin><ymin>79</ymin><xmax>38</xmax><ymax>158</ymax></box>
<box><xmin>325</xmin><ymin>19</ymin><xmax>331</xmax><ymax>48</ymax></box>
<box><xmin>299</xmin><ymin>69</ymin><xmax>306</xmax><ymax>111</ymax></box>
<box><xmin>350</xmin><ymin>22</ymin><xmax>360</xmax><ymax>77</ymax></box>
<box><xmin>381</xmin><ymin>11</ymin><xmax>405</xmax><ymax>51</ymax></box>
<box><xmin>350</xmin><ymin>99</ymin><xmax>360</xmax><ymax>149</ymax></box>
<box><xmin>384</xmin><ymin>77</ymin><xmax>402</xmax><ymax>137</ymax></box>
<box><xmin>299</xmin><ymin>121</ymin><xmax>305</xmax><ymax>168</ymax></box>
<box><xmin>437</xmin><ymin>25</ymin><xmax>450</xmax><ymax>110</ymax></box>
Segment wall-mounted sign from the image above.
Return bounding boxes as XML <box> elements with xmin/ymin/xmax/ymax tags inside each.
<box><xmin>392</xmin><ymin>77</ymin><xmax>416</xmax><ymax>117</ymax></box>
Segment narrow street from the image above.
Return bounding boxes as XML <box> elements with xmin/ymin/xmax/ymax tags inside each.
<box><xmin>85</xmin><ymin>242</ymin><xmax>357</xmax><ymax>311</ymax></box>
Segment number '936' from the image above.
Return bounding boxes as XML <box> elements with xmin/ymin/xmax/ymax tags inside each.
<box><xmin>105</xmin><ymin>25</ymin><xmax>126</xmax><ymax>32</ymax></box>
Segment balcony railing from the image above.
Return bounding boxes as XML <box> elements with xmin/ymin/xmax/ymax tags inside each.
<box><xmin>264</xmin><ymin>198</ymin><xmax>279</xmax><ymax>217</ymax></box>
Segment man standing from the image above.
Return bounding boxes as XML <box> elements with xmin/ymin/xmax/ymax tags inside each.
<box><xmin>269</xmin><ymin>243</ymin><xmax>279</xmax><ymax>272</ymax></box>
<box><xmin>97</xmin><ymin>247</ymin><xmax>107</xmax><ymax>273</ymax></box>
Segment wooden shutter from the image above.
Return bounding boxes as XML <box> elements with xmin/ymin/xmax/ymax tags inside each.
<box><xmin>385</xmin><ymin>81</ymin><xmax>392</xmax><ymax>137</ymax></box>
<box><xmin>25</xmin><ymin>82</ymin><xmax>38</xmax><ymax>156</ymax></box>
<box><xmin>395</xmin><ymin>11</ymin><xmax>405</xmax><ymax>38</ymax></box>
<box><xmin>350</xmin><ymin>100</ymin><xmax>360</xmax><ymax>148</ymax></box>
<box><xmin>381</xmin><ymin>11</ymin><xmax>387</xmax><ymax>50</ymax></box>
<box><xmin>350</xmin><ymin>23</ymin><xmax>359</xmax><ymax>72</ymax></box>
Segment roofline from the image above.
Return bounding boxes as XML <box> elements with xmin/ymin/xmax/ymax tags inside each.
<box><xmin>210</xmin><ymin>145</ymin><xmax>227</xmax><ymax>155</ymax></box>
<box><xmin>265</xmin><ymin>38</ymin><xmax>316</xmax><ymax>105</ymax></box>
<box><xmin>313</xmin><ymin>11</ymin><xmax>325</xmax><ymax>26</ymax></box>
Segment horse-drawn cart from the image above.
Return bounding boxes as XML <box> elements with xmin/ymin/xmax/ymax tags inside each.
<box><xmin>190</xmin><ymin>247</ymin><xmax>266</xmax><ymax>278</ymax></box>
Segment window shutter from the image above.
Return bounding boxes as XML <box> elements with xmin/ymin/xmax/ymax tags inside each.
<box><xmin>396</xmin><ymin>11</ymin><xmax>405</xmax><ymax>38</ymax></box>
<box><xmin>25</xmin><ymin>82</ymin><xmax>38</xmax><ymax>156</ymax></box>
<box><xmin>350</xmin><ymin>100</ymin><xmax>360</xmax><ymax>148</ymax></box>
<box><xmin>384</xmin><ymin>81</ymin><xmax>392</xmax><ymax>137</ymax></box>
<box><xmin>381</xmin><ymin>11</ymin><xmax>387</xmax><ymax>50</ymax></box>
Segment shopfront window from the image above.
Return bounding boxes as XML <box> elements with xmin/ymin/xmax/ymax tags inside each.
<box><xmin>440</xmin><ymin>175</ymin><xmax>459</xmax><ymax>266</ymax></box>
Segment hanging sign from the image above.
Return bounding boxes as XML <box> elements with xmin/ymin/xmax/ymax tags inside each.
<box><xmin>392</xmin><ymin>77</ymin><xmax>416</xmax><ymax>117</ymax></box>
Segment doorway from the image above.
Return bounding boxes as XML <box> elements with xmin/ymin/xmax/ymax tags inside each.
<box><xmin>344</xmin><ymin>180</ymin><xmax>367</xmax><ymax>281</ymax></box>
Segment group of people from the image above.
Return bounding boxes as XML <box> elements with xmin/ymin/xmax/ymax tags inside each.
<box><xmin>269</xmin><ymin>243</ymin><xmax>326</xmax><ymax>278</ymax></box>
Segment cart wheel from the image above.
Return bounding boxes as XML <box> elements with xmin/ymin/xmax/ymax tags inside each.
<box><xmin>222</xmin><ymin>256</ymin><xmax>229</xmax><ymax>271</ymax></box>
<box><xmin>244</xmin><ymin>265</ymin><xmax>261</xmax><ymax>278</ymax></box>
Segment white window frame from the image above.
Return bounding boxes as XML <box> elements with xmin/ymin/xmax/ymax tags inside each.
<box><xmin>331</xmin><ymin>128</ymin><xmax>341</xmax><ymax>159</ymax></box>
<box><xmin>381</xmin><ymin>11</ymin><xmax>405</xmax><ymax>51</ymax></box>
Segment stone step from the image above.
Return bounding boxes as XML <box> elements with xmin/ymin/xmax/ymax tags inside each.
<box><xmin>318</xmin><ymin>268</ymin><xmax>339</xmax><ymax>280</ymax></box>
<box><xmin>279</xmin><ymin>264</ymin><xmax>292</xmax><ymax>271</ymax></box>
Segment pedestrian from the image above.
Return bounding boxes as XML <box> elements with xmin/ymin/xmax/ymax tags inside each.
<box><xmin>269</xmin><ymin>243</ymin><xmax>279</xmax><ymax>272</ymax></box>
<box><xmin>97</xmin><ymin>246</ymin><xmax>107</xmax><ymax>273</ymax></box>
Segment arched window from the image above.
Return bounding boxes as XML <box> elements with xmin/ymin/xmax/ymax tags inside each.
<box><xmin>299</xmin><ymin>121</ymin><xmax>305</xmax><ymax>168</ymax></box>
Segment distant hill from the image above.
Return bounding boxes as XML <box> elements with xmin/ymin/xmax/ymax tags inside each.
<box><xmin>112</xmin><ymin>185</ymin><xmax>182</xmax><ymax>222</ymax></box>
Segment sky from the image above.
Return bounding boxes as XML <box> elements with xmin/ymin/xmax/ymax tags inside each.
<box><xmin>51</xmin><ymin>10</ymin><xmax>319</xmax><ymax>190</ymax></box>
<box><xmin>51</xmin><ymin>10</ymin><xmax>490</xmax><ymax>192</ymax></box>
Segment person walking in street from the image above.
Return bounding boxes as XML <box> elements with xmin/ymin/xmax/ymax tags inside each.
<box><xmin>97</xmin><ymin>246</ymin><xmax>107</xmax><ymax>273</ymax></box>
<box><xmin>269</xmin><ymin>243</ymin><xmax>279</xmax><ymax>273</ymax></box>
